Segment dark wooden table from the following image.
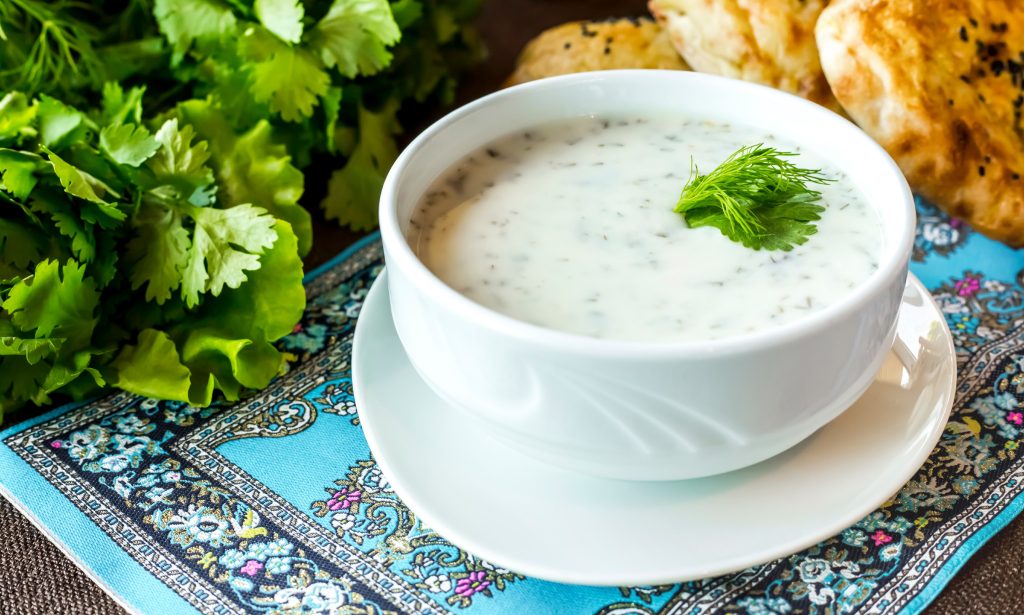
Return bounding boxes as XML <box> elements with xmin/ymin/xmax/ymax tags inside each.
<box><xmin>1</xmin><ymin>2</ymin><xmax>1022</xmax><ymax>613</ymax></box>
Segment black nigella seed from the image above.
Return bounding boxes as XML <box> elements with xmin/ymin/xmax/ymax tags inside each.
<box><xmin>979</xmin><ymin>165</ymin><xmax>987</xmax><ymax>176</ymax></box>
<box><xmin>970</xmin><ymin>17</ymin><xmax>979</xmax><ymax>28</ymax></box>
<box><xmin>960</xmin><ymin>26</ymin><xmax>969</xmax><ymax>41</ymax></box>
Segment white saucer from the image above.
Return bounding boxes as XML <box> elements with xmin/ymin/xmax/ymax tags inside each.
<box><xmin>353</xmin><ymin>272</ymin><xmax>955</xmax><ymax>586</ymax></box>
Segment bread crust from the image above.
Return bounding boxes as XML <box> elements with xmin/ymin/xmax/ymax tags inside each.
<box><xmin>817</xmin><ymin>0</ymin><xmax>1024</xmax><ymax>245</ymax></box>
<box><xmin>649</xmin><ymin>0</ymin><xmax>841</xmax><ymax>111</ymax></box>
<box><xmin>504</xmin><ymin>18</ymin><xmax>688</xmax><ymax>87</ymax></box>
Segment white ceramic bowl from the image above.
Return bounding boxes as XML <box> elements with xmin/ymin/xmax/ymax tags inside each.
<box><xmin>378</xmin><ymin>70</ymin><xmax>915</xmax><ymax>481</ymax></box>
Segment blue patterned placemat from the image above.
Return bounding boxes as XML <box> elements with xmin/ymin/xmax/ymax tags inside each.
<box><xmin>2</xmin><ymin>198</ymin><xmax>1024</xmax><ymax>615</ymax></box>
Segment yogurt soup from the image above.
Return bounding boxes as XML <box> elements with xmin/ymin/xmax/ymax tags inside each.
<box><xmin>408</xmin><ymin>116</ymin><xmax>883</xmax><ymax>342</ymax></box>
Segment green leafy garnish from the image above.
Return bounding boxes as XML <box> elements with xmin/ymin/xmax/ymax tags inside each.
<box><xmin>0</xmin><ymin>89</ymin><xmax>308</xmax><ymax>420</ymax></box>
<box><xmin>0</xmin><ymin>0</ymin><xmax>485</xmax><ymax>423</ymax></box>
<box><xmin>674</xmin><ymin>145</ymin><xmax>834</xmax><ymax>251</ymax></box>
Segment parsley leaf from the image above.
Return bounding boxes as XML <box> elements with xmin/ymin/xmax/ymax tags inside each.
<box><xmin>674</xmin><ymin>145</ymin><xmax>833</xmax><ymax>251</ymax></box>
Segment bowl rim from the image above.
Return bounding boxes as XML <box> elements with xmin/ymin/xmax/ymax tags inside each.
<box><xmin>379</xmin><ymin>69</ymin><xmax>916</xmax><ymax>359</ymax></box>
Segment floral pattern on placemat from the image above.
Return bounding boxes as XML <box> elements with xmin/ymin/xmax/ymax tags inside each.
<box><xmin>4</xmin><ymin>201</ymin><xmax>1024</xmax><ymax>615</ymax></box>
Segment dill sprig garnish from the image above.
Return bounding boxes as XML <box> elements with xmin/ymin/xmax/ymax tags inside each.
<box><xmin>674</xmin><ymin>144</ymin><xmax>834</xmax><ymax>251</ymax></box>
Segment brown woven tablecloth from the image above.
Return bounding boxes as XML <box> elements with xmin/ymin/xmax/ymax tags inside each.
<box><xmin>2</xmin><ymin>1</ymin><xmax>1022</xmax><ymax>613</ymax></box>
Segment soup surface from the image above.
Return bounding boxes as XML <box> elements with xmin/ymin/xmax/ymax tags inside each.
<box><xmin>409</xmin><ymin>116</ymin><xmax>882</xmax><ymax>342</ymax></box>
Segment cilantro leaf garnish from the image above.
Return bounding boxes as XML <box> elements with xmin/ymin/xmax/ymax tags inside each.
<box><xmin>674</xmin><ymin>145</ymin><xmax>833</xmax><ymax>251</ymax></box>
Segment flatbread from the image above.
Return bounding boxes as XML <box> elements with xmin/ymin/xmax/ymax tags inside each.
<box><xmin>817</xmin><ymin>0</ymin><xmax>1024</xmax><ymax>245</ymax></box>
<box><xmin>648</xmin><ymin>0</ymin><xmax>841</xmax><ymax>111</ymax></box>
<box><xmin>504</xmin><ymin>18</ymin><xmax>688</xmax><ymax>87</ymax></box>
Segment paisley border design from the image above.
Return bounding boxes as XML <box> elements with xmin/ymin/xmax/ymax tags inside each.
<box><xmin>5</xmin><ymin>201</ymin><xmax>1024</xmax><ymax>614</ymax></box>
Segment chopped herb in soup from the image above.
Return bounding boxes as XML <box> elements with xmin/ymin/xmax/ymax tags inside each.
<box><xmin>408</xmin><ymin>116</ymin><xmax>882</xmax><ymax>342</ymax></box>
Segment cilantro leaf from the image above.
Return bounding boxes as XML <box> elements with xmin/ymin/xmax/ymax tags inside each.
<box><xmin>674</xmin><ymin>145</ymin><xmax>831</xmax><ymax>251</ymax></box>
<box><xmin>44</xmin><ymin>147</ymin><xmax>118</xmax><ymax>205</ymax></box>
<box><xmin>126</xmin><ymin>201</ymin><xmax>190</xmax><ymax>304</ymax></box>
<box><xmin>255</xmin><ymin>0</ymin><xmax>305</xmax><ymax>44</ymax></box>
<box><xmin>2</xmin><ymin>259</ymin><xmax>99</xmax><ymax>349</ymax></box>
<box><xmin>198</xmin><ymin>219</ymin><xmax>305</xmax><ymax>341</ymax></box>
<box><xmin>36</xmin><ymin>95</ymin><xmax>89</xmax><ymax>149</ymax></box>
<box><xmin>180</xmin><ymin>203</ymin><xmax>278</xmax><ymax>307</ymax></box>
<box><xmin>177</xmin><ymin>100</ymin><xmax>312</xmax><ymax>255</ymax></box>
<box><xmin>321</xmin><ymin>102</ymin><xmax>399</xmax><ymax>229</ymax></box>
<box><xmin>312</xmin><ymin>0</ymin><xmax>401</xmax><ymax>78</ymax></box>
<box><xmin>89</xmin><ymin>228</ymin><xmax>120</xmax><ymax>287</ymax></box>
<box><xmin>0</xmin><ymin>359</ymin><xmax>50</xmax><ymax>413</ymax></box>
<box><xmin>100</xmin><ymin>82</ymin><xmax>146</xmax><ymax>126</ymax></box>
<box><xmin>0</xmin><ymin>148</ymin><xmax>42</xmax><ymax>199</ymax></box>
<box><xmin>0</xmin><ymin>92</ymin><xmax>37</xmax><ymax>141</ymax></box>
<box><xmin>44</xmin><ymin>147</ymin><xmax>127</xmax><ymax>226</ymax></box>
<box><xmin>247</xmin><ymin>37</ymin><xmax>331</xmax><ymax>122</ymax></box>
<box><xmin>390</xmin><ymin>0</ymin><xmax>424</xmax><ymax>29</ymax></box>
<box><xmin>0</xmin><ymin>337</ymin><xmax>63</xmax><ymax>365</ymax></box>
<box><xmin>0</xmin><ymin>218</ymin><xmax>47</xmax><ymax>277</ymax></box>
<box><xmin>177</xmin><ymin>220</ymin><xmax>305</xmax><ymax>404</ymax></box>
<box><xmin>148</xmin><ymin>118</ymin><xmax>216</xmax><ymax>204</ymax></box>
<box><xmin>37</xmin><ymin>353</ymin><xmax>105</xmax><ymax>403</ymax></box>
<box><xmin>153</xmin><ymin>0</ymin><xmax>238</xmax><ymax>63</ymax></box>
<box><xmin>100</xmin><ymin>123</ymin><xmax>160</xmax><ymax>167</ymax></box>
<box><xmin>28</xmin><ymin>190</ymin><xmax>96</xmax><ymax>263</ymax></box>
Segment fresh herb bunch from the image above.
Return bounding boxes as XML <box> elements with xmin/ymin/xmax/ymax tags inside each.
<box><xmin>1</xmin><ymin>0</ymin><xmax>484</xmax><ymax>229</ymax></box>
<box><xmin>0</xmin><ymin>88</ymin><xmax>306</xmax><ymax>418</ymax></box>
<box><xmin>0</xmin><ymin>0</ymin><xmax>483</xmax><ymax>421</ymax></box>
<box><xmin>674</xmin><ymin>145</ymin><xmax>833</xmax><ymax>251</ymax></box>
